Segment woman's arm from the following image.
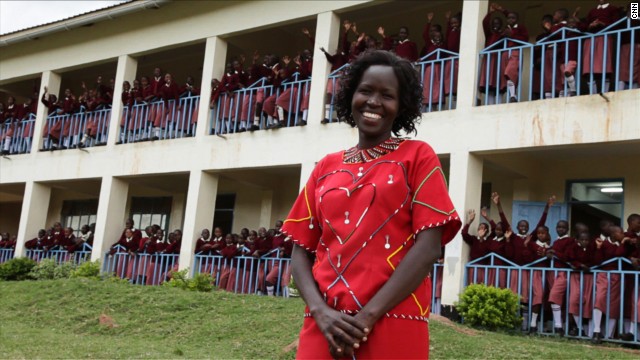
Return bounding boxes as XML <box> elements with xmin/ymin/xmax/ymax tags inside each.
<box><xmin>353</xmin><ymin>226</ymin><xmax>443</xmax><ymax>332</ymax></box>
<box><xmin>291</xmin><ymin>244</ymin><xmax>368</xmax><ymax>358</ymax></box>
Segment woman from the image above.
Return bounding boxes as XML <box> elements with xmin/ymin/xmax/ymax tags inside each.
<box><xmin>282</xmin><ymin>50</ymin><xmax>461</xmax><ymax>359</ymax></box>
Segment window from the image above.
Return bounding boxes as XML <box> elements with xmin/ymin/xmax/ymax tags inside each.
<box><xmin>129</xmin><ymin>197</ymin><xmax>172</xmax><ymax>235</ymax></box>
<box><xmin>566</xmin><ymin>179</ymin><xmax>624</xmax><ymax>235</ymax></box>
<box><xmin>61</xmin><ymin>200</ymin><xmax>98</xmax><ymax>237</ymax></box>
<box><xmin>213</xmin><ymin>193</ymin><xmax>236</xmax><ymax>236</ymax></box>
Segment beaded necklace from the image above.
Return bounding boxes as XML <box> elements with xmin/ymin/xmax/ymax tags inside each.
<box><xmin>342</xmin><ymin>137</ymin><xmax>405</xmax><ymax>164</ymax></box>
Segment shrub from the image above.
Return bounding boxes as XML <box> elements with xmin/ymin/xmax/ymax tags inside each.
<box><xmin>71</xmin><ymin>260</ymin><xmax>101</xmax><ymax>280</ymax></box>
<box><xmin>455</xmin><ymin>284</ymin><xmax>522</xmax><ymax>330</ymax></box>
<box><xmin>0</xmin><ymin>257</ymin><xmax>36</xmax><ymax>281</ymax></box>
<box><xmin>30</xmin><ymin>259</ymin><xmax>75</xmax><ymax>280</ymax></box>
<box><xmin>164</xmin><ymin>269</ymin><xmax>213</xmax><ymax>292</ymax></box>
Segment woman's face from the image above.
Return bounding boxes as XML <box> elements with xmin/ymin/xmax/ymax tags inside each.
<box><xmin>351</xmin><ymin>65</ymin><xmax>399</xmax><ymax>146</ymax></box>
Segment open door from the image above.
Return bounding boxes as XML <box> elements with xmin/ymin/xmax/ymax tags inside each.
<box><xmin>512</xmin><ymin>201</ymin><xmax>568</xmax><ymax>241</ymax></box>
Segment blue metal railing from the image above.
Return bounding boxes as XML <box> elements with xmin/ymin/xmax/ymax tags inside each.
<box><xmin>478</xmin><ymin>18</ymin><xmax>640</xmax><ymax>105</ymax></box>
<box><xmin>193</xmin><ymin>248</ymin><xmax>292</xmax><ymax>296</ymax></box>
<box><xmin>418</xmin><ymin>48</ymin><xmax>460</xmax><ymax>112</ymax></box>
<box><xmin>25</xmin><ymin>244</ymin><xmax>93</xmax><ymax>264</ymax></box>
<box><xmin>1</xmin><ymin>114</ymin><xmax>36</xmax><ymax>155</ymax></box>
<box><xmin>465</xmin><ymin>253</ymin><xmax>639</xmax><ymax>345</ymax></box>
<box><xmin>43</xmin><ymin>107</ymin><xmax>111</xmax><ymax>150</ymax></box>
<box><xmin>0</xmin><ymin>248</ymin><xmax>15</xmax><ymax>263</ymax></box>
<box><xmin>431</xmin><ymin>263</ymin><xmax>444</xmax><ymax>315</ymax></box>
<box><xmin>325</xmin><ymin>63</ymin><xmax>350</xmax><ymax>124</ymax></box>
<box><xmin>120</xmin><ymin>95</ymin><xmax>200</xmax><ymax>144</ymax></box>
<box><xmin>102</xmin><ymin>246</ymin><xmax>180</xmax><ymax>285</ymax></box>
<box><xmin>209</xmin><ymin>78</ymin><xmax>277</xmax><ymax>134</ymax></box>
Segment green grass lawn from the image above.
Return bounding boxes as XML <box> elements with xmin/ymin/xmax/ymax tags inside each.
<box><xmin>0</xmin><ymin>279</ymin><xmax>638</xmax><ymax>359</ymax></box>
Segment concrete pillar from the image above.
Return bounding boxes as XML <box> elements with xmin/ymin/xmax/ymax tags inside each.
<box><xmin>31</xmin><ymin>71</ymin><xmax>61</xmax><ymax>153</ymax></box>
<box><xmin>195</xmin><ymin>37</ymin><xmax>228</xmax><ymax>138</ymax></box>
<box><xmin>441</xmin><ymin>151</ymin><xmax>483</xmax><ymax>305</ymax></box>
<box><xmin>169</xmin><ymin>193</ymin><xmax>186</xmax><ymax>231</ymax></box>
<box><xmin>106</xmin><ymin>55</ymin><xmax>137</xmax><ymax>147</ymax></box>
<box><xmin>259</xmin><ymin>189</ymin><xmax>274</xmax><ymax>228</ymax></box>
<box><xmin>15</xmin><ymin>182</ymin><xmax>52</xmax><ymax>258</ymax></box>
<box><xmin>456</xmin><ymin>1</ymin><xmax>489</xmax><ymax>110</ymax></box>
<box><xmin>298</xmin><ymin>161</ymin><xmax>317</xmax><ymax>192</ymax></box>
<box><xmin>179</xmin><ymin>171</ymin><xmax>219</xmax><ymax>272</ymax></box>
<box><xmin>307</xmin><ymin>11</ymin><xmax>341</xmax><ymax>127</ymax></box>
<box><xmin>92</xmin><ymin>176</ymin><xmax>129</xmax><ymax>262</ymax></box>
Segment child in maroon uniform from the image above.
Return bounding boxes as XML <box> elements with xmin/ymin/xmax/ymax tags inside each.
<box><xmin>24</xmin><ymin>229</ymin><xmax>47</xmax><ymax>250</ymax></box>
<box><xmin>525</xmin><ymin>226</ymin><xmax>554</xmax><ymax>334</ymax></box>
<box><xmin>547</xmin><ymin>220</ymin><xmax>578</xmax><ymax>334</ymax></box>
<box><xmin>218</xmin><ymin>235</ymin><xmax>239</xmax><ymax>291</ymax></box>
<box><xmin>443</xmin><ymin>11</ymin><xmax>461</xmax><ymax>106</ymax></box>
<box><xmin>379</xmin><ymin>26</ymin><xmax>418</xmax><ymax>62</ymax></box>
<box><xmin>566</xmin><ymin>231</ymin><xmax>596</xmax><ymax>337</ymax></box>
<box><xmin>462</xmin><ymin>209</ymin><xmax>490</xmax><ymax>284</ymax></box>
<box><xmin>494</xmin><ymin>3</ymin><xmax>530</xmax><ymax>102</ymax></box>
<box><xmin>420</xmin><ymin>13</ymin><xmax>446</xmax><ymax>111</ymax></box>
<box><xmin>479</xmin><ymin>3</ymin><xmax>506</xmax><ymax>104</ymax></box>
<box><xmin>152</xmin><ymin>73</ymin><xmax>181</xmax><ymax>140</ymax></box>
<box><xmin>582</xmin><ymin>0</ymin><xmax>622</xmax><ymax>94</ymax></box>
<box><xmin>1</xmin><ymin>96</ymin><xmax>17</xmax><ymax>155</ymax></box>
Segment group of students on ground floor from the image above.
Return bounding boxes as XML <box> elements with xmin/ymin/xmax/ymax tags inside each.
<box><xmin>461</xmin><ymin>192</ymin><xmax>640</xmax><ymax>343</ymax></box>
<box><xmin>106</xmin><ymin>219</ymin><xmax>292</xmax><ymax>295</ymax></box>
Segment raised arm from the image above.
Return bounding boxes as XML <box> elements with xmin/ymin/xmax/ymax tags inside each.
<box><xmin>531</xmin><ymin>195</ymin><xmax>555</xmax><ymax>236</ymax></box>
<box><xmin>492</xmin><ymin>192</ymin><xmax>511</xmax><ymax>230</ymax></box>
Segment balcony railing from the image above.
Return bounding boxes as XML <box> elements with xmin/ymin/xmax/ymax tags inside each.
<box><xmin>1</xmin><ymin>114</ymin><xmax>35</xmax><ymax>155</ymax></box>
<box><xmin>418</xmin><ymin>48</ymin><xmax>460</xmax><ymax>112</ymax></box>
<box><xmin>478</xmin><ymin>18</ymin><xmax>640</xmax><ymax>105</ymax></box>
<box><xmin>465</xmin><ymin>253</ymin><xmax>639</xmax><ymax>345</ymax></box>
<box><xmin>0</xmin><ymin>248</ymin><xmax>15</xmax><ymax>264</ymax></box>
<box><xmin>209</xmin><ymin>73</ymin><xmax>310</xmax><ymax>135</ymax></box>
<box><xmin>102</xmin><ymin>246</ymin><xmax>180</xmax><ymax>285</ymax></box>
<box><xmin>119</xmin><ymin>95</ymin><xmax>199</xmax><ymax>144</ymax></box>
<box><xmin>43</xmin><ymin>107</ymin><xmax>111</xmax><ymax>150</ymax></box>
<box><xmin>25</xmin><ymin>244</ymin><xmax>93</xmax><ymax>264</ymax></box>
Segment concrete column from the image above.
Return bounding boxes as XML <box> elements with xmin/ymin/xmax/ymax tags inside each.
<box><xmin>441</xmin><ymin>151</ymin><xmax>483</xmax><ymax>306</ymax></box>
<box><xmin>179</xmin><ymin>171</ymin><xmax>219</xmax><ymax>272</ymax></box>
<box><xmin>307</xmin><ymin>11</ymin><xmax>341</xmax><ymax>127</ymax></box>
<box><xmin>456</xmin><ymin>1</ymin><xmax>489</xmax><ymax>110</ymax></box>
<box><xmin>195</xmin><ymin>37</ymin><xmax>228</xmax><ymax>138</ymax></box>
<box><xmin>31</xmin><ymin>71</ymin><xmax>61</xmax><ymax>153</ymax></box>
<box><xmin>259</xmin><ymin>189</ymin><xmax>274</xmax><ymax>228</ymax></box>
<box><xmin>15</xmin><ymin>182</ymin><xmax>52</xmax><ymax>258</ymax></box>
<box><xmin>92</xmin><ymin>176</ymin><xmax>129</xmax><ymax>262</ymax></box>
<box><xmin>169</xmin><ymin>193</ymin><xmax>186</xmax><ymax>231</ymax></box>
<box><xmin>298</xmin><ymin>161</ymin><xmax>317</xmax><ymax>192</ymax></box>
<box><xmin>106</xmin><ymin>55</ymin><xmax>137</xmax><ymax>147</ymax></box>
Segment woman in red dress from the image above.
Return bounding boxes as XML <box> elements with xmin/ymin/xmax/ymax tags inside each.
<box><xmin>282</xmin><ymin>50</ymin><xmax>461</xmax><ymax>359</ymax></box>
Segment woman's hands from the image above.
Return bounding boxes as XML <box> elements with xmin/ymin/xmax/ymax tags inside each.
<box><xmin>312</xmin><ymin>305</ymin><xmax>369</xmax><ymax>358</ymax></box>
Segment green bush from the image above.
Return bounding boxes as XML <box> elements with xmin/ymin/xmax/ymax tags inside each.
<box><xmin>0</xmin><ymin>257</ymin><xmax>37</xmax><ymax>281</ymax></box>
<box><xmin>71</xmin><ymin>260</ymin><xmax>101</xmax><ymax>280</ymax></box>
<box><xmin>455</xmin><ymin>284</ymin><xmax>522</xmax><ymax>330</ymax></box>
<box><xmin>30</xmin><ymin>259</ymin><xmax>75</xmax><ymax>280</ymax></box>
<box><xmin>163</xmin><ymin>269</ymin><xmax>213</xmax><ymax>292</ymax></box>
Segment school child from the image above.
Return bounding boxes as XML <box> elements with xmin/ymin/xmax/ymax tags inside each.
<box><xmin>462</xmin><ymin>209</ymin><xmax>490</xmax><ymax>284</ymax></box>
<box><xmin>582</xmin><ymin>1</ymin><xmax>622</xmax><ymax>94</ymax></box>
<box><xmin>591</xmin><ymin>222</ymin><xmax>627</xmax><ymax>343</ymax></box>
<box><xmin>524</xmin><ymin>226</ymin><xmax>555</xmax><ymax>334</ymax></box>
<box><xmin>494</xmin><ymin>3</ymin><xmax>529</xmax><ymax>102</ymax></box>
<box><xmin>479</xmin><ymin>3</ymin><xmax>506</xmax><ymax>104</ymax></box>
<box><xmin>379</xmin><ymin>26</ymin><xmax>419</xmax><ymax>62</ymax></box>
<box><xmin>179</xmin><ymin>76</ymin><xmax>200</xmax><ymax>134</ymax></box>
<box><xmin>559</xmin><ymin>10</ymin><xmax>586</xmax><ymax>97</ymax></box>
<box><xmin>150</xmin><ymin>68</ymin><xmax>165</xmax><ymax>95</ymax></box>
<box><xmin>420</xmin><ymin>14</ymin><xmax>446</xmax><ymax>110</ymax></box>
<box><xmin>218</xmin><ymin>235</ymin><xmax>239</xmax><ymax>290</ymax></box>
<box><xmin>211</xmin><ymin>62</ymin><xmax>244</xmax><ymax>134</ymax></box>
<box><xmin>541</xmin><ymin>8</ymin><xmax>572</xmax><ymax>99</ymax></box>
<box><xmin>275</xmin><ymin>49</ymin><xmax>312</xmax><ymax>127</ymax></box>
<box><xmin>620</xmin><ymin>232</ymin><xmax>640</xmax><ymax>341</ymax></box>
<box><xmin>1</xmin><ymin>96</ymin><xmax>18</xmax><ymax>155</ymax></box>
<box><xmin>24</xmin><ymin>229</ymin><xmax>47</xmax><ymax>250</ymax></box>
<box><xmin>443</xmin><ymin>11</ymin><xmax>461</xmax><ymax>106</ymax></box>
<box><xmin>618</xmin><ymin>16</ymin><xmax>640</xmax><ymax>89</ymax></box>
<box><xmin>152</xmin><ymin>73</ymin><xmax>181</xmax><ymax>140</ymax></box>
<box><xmin>546</xmin><ymin>220</ymin><xmax>578</xmax><ymax>335</ymax></box>
<box><xmin>117</xmin><ymin>80</ymin><xmax>135</xmax><ymax>144</ymax></box>
<box><xmin>319</xmin><ymin>21</ymin><xmax>351</xmax><ymax>124</ymax></box>
<box><xmin>566</xmin><ymin>231</ymin><xmax>596</xmax><ymax>337</ymax></box>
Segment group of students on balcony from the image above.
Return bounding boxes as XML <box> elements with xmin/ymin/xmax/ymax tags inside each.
<box><xmin>105</xmin><ymin>218</ymin><xmax>291</xmax><ymax>295</ymax></box>
<box><xmin>0</xmin><ymin>94</ymin><xmax>38</xmax><ymax>156</ymax></box>
<box><xmin>21</xmin><ymin>222</ymin><xmax>94</xmax><ymax>252</ymax></box>
<box><xmin>462</xmin><ymin>192</ymin><xmax>640</xmax><ymax>343</ymax></box>
<box><xmin>480</xmin><ymin>1</ymin><xmax>639</xmax><ymax>104</ymax></box>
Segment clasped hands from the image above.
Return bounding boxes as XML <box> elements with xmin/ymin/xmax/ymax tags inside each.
<box><xmin>312</xmin><ymin>305</ymin><xmax>374</xmax><ymax>359</ymax></box>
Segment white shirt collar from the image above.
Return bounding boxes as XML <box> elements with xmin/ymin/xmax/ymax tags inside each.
<box><xmin>536</xmin><ymin>240</ymin><xmax>550</xmax><ymax>248</ymax></box>
<box><xmin>493</xmin><ymin>236</ymin><xmax>505</xmax><ymax>242</ymax></box>
<box><xmin>556</xmin><ymin>234</ymin><xmax>569</xmax><ymax>240</ymax></box>
<box><xmin>398</xmin><ymin>39</ymin><xmax>409</xmax><ymax>44</ymax></box>
<box><xmin>600</xmin><ymin>234</ymin><xmax>610</xmax><ymax>241</ymax></box>
<box><xmin>510</xmin><ymin>24</ymin><xmax>519</xmax><ymax>29</ymax></box>
<box><xmin>597</xmin><ymin>3</ymin><xmax>610</xmax><ymax>9</ymax></box>
<box><xmin>517</xmin><ymin>233</ymin><xmax>527</xmax><ymax>238</ymax></box>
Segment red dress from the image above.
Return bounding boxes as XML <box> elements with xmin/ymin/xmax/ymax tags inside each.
<box><xmin>282</xmin><ymin>138</ymin><xmax>461</xmax><ymax>359</ymax></box>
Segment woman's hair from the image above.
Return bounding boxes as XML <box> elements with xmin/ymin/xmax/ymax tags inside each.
<box><xmin>336</xmin><ymin>50</ymin><xmax>423</xmax><ymax>136</ymax></box>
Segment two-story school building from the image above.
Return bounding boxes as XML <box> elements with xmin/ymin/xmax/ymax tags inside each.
<box><xmin>1</xmin><ymin>0</ymin><xmax>639</xmax><ymax>306</ymax></box>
